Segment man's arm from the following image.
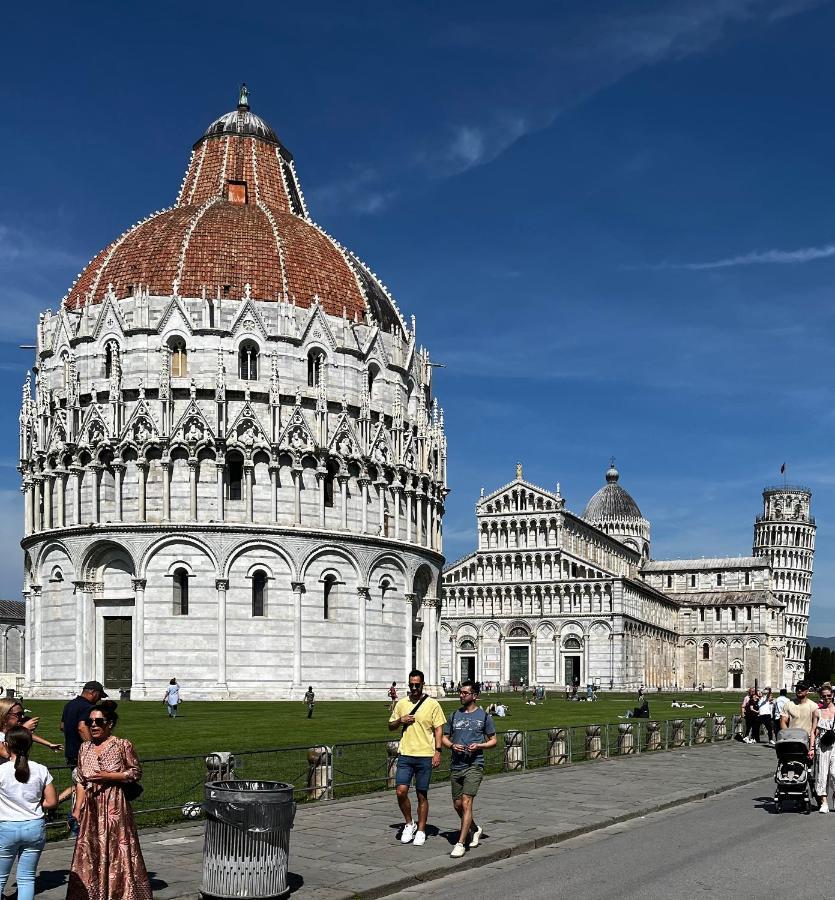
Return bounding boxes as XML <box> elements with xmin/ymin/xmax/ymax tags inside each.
<box><xmin>431</xmin><ymin>725</ymin><xmax>443</xmax><ymax>768</ymax></box>
<box><xmin>77</xmin><ymin>717</ymin><xmax>91</xmax><ymax>744</ymax></box>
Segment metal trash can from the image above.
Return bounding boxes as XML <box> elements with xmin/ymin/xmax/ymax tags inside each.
<box><xmin>202</xmin><ymin>780</ymin><xmax>296</xmax><ymax>900</ymax></box>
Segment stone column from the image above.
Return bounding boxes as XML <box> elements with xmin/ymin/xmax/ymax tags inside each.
<box><xmin>404</xmin><ymin>593</ymin><xmax>415</xmax><ymax>676</ymax></box>
<box><xmin>291</xmin><ymin>582</ymin><xmax>305</xmax><ymax>687</ymax></box>
<box><xmin>360</xmin><ymin>478</ymin><xmax>370</xmax><ymax>533</ymax></box>
<box><xmin>216</xmin><ymin>461</ymin><xmax>225</xmax><ymax>521</ymax></box>
<box><xmin>393</xmin><ymin>486</ymin><xmax>401</xmax><ymax>540</ymax></box>
<box><xmin>291</xmin><ymin>466</ymin><xmax>301</xmax><ymax>525</ymax></box>
<box><xmin>316</xmin><ymin>469</ymin><xmax>326</xmax><ymax>528</ymax></box>
<box><xmin>23</xmin><ymin>479</ymin><xmax>32</xmax><ymax>536</ymax></box>
<box><xmin>189</xmin><ymin>459</ymin><xmax>198</xmax><ymax>520</ymax></box>
<box><xmin>160</xmin><ymin>459</ymin><xmax>171</xmax><ymax>521</ymax></box>
<box><xmin>270</xmin><ymin>465</ymin><xmax>279</xmax><ymax>523</ymax></box>
<box><xmin>57</xmin><ymin>472</ymin><xmax>66</xmax><ymax>528</ymax></box>
<box><xmin>72</xmin><ymin>581</ymin><xmax>86</xmax><ymax>685</ymax></box>
<box><xmin>43</xmin><ymin>474</ymin><xmax>53</xmax><ymax>530</ymax></box>
<box><xmin>428</xmin><ymin>498</ymin><xmax>435</xmax><ymax>550</ymax></box>
<box><xmin>31</xmin><ymin>585</ymin><xmax>42</xmax><ymax>686</ymax></box>
<box><xmin>132</xmin><ymin>578</ymin><xmax>146</xmax><ymax>695</ymax></box>
<box><xmin>339</xmin><ymin>475</ymin><xmax>349</xmax><ymax>530</ymax></box>
<box><xmin>32</xmin><ymin>477</ymin><xmax>42</xmax><ymax>532</ymax></box>
<box><xmin>498</xmin><ymin>634</ymin><xmax>505</xmax><ymax>686</ymax></box>
<box><xmin>376</xmin><ymin>480</ymin><xmax>386</xmax><ymax>535</ymax></box>
<box><xmin>423</xmin><ymin>599</ymin><xmax>438</xmax><ymax>688</ymax></box>
<box><xmin>72</xmin><ymin>466</ymin><xmax>83</xmax><ymax>524</ymax></box>
<box><xmin>415</xmin><ymin>492</ymin><xmax>424</xmax><ymax>546</ymax></box>
<box><xmin>357</xmin><ymin>586</ymin><xmax>369</xmax><ymax>689</ymax></box>
<box><xmin>22</xmin><ymin>589</ymin><xmax>31</xmax><ymax>686</ymax></box>
<box><xmin>215</xmin><ymin>579</ymin><xmax>228</xmax><ymax>690</ymax></box>
<box><xmin>90</xmin><ymin>465</ymin><xmax>101</xmax><ymax>524</ymax></box>
<box><xmin>406</xmin><ymin>490</ymin><xmax>413</xmax><ymax>542</ymax></box>
<box><xmin>245</xmin><ymin>464</ymin><xmax>255</xmax><ymax>523</ymax></box>
<box><xmin>137</xmin><ymin>461</ymin><xmax>148</xmax><ymax>522</ymax></box>
<box><xmin>112</xmin><ymin>463</ymin><xmax>125</xmax><ymax>522</ymax></box>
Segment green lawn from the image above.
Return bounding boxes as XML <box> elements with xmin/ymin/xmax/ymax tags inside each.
<box><xmin>24</xmin><ymin>691</ymin><xmax>744</xmax><ymax>763</ymax></box>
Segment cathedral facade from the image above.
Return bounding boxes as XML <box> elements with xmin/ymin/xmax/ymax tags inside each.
<box><xmin>18</xmin><ymin>89</ymin><xmax>447</xmax><ymax>699</ymax></box>
<box><xmin>440</xmin><ymin>465</ymin><xmax>814</xmax><ymax>691</ymax></box>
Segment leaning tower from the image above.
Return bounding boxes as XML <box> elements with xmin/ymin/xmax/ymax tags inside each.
<box><xmin>753</xmin><ymin>486</ymin><xmax>815</xmax><ymax>688</ymax></box>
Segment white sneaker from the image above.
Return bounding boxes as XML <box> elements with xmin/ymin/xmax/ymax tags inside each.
<box><xmin>413</xmin><ymin>830</ymin><xmax>426</xmax><ymax>846</ymax></box>
<box><xmin>470</xmin><ymin>824</ymin><xmax>483</xmax><ymax>848</ymax></box>
<box><xmin>450</xmin><ymin>842</ymin><xmax>466</xmax><ymax>858</ymax></box>
<box><xmin>400</xmin><ymin>822</ymin><xmax>417</xmax><ymax>843</ymax></box>
<box><xmin>820</xmin><ymin>803</ymin><xmax>830</xmax><ymax>814</ymax></box>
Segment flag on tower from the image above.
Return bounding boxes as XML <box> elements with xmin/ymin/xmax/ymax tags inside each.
<box><xmin>780</xmin><ymin>463</ymin><xmax>786</xmax><ymax>475</ymax></box>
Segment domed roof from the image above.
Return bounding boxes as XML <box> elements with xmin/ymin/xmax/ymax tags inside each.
<box><xmin>583</xmin><ymin>464</ymin><xmax>643</xmax><ymax>521</ymax></box>
<box><xmin>62</xmin><ymin>87</ymin><xmax>405</xmax><ymax>334</ymax></box>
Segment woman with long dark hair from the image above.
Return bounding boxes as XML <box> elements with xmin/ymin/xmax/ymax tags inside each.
<box><xmin>0</xmin><ymin>726</ymin><xmax>58</xmax><ymax>900</ymax></box>
<box><xmin>67</xmin><ymin>700</ymin><xmax>152</xmax><ymax>900</ymax></box>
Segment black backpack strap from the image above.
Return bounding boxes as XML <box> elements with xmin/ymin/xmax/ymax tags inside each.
<box><xmin>402</xmin><ymin>694</ymin><xmax>429</xmax><ymax>733</ymax></box>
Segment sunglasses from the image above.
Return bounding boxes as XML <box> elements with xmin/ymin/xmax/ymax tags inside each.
<box><xmin>85</xmin><ymin>718</ymin><xmax>109</xmax><ymax>727</ymax></box>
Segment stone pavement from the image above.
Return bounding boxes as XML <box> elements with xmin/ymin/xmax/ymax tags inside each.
<box><xmin>20</xmin><ymin>741</ymin><xmax>775</xmax><ymax>900</ymax></box>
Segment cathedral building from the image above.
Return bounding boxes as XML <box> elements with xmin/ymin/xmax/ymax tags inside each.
<box><xmin>18</xmin><ymin>88</ymin><xmax>447</xmax><ymax>699</ymax></box>
<box><xmin>440</xmin><ymin>465</ymin><xmax>814</xmax><ymax>691</ymax></box>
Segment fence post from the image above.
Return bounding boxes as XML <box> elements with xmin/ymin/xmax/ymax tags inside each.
<box><xmin>548</xmin><ymin>727</ymin><xmax>568</xmax><ymax>766</ymax></box>
<box><xmin>670</xmin><ymin>719</ymin><xmax>685</xmax><ymax>748</ymax></box>
<box><xmin>307</xmin><ymin>745</ymin><xmax>333</xmax><ymax>800</ymax></box>
<box><xmin>646</xmin><ymin>720</ymin><xmax>661</xmax><ymax>751</ymax></box>
<box><xmin>693</xmin><ymin>717</ymin><xmax>707</xmax><ymax>745</ymax></box>
<box><xmin>503</xmin><ymin>731</ymin><xmax>524</xmax><ymax>771</ymax></box>
<box><xmin>585</xmin><ymin>724</ymin><xmax>602</xmax><ymax>760</ymax></box>
<box><xmin>732</xmin><ymin>714</ymin><xmax>744</xmax><ymax>741</ymax></box>
<box><xmin>713</xmin><ymin>715</ymin><xmax>727</xmax><ymax>741</ymax></box>
<box><xmin>617</xmin><ymin>722</ymin><xmax>635</xmax><ymax>755</ymax></box>
<box><xmin>385</xmin><ymin>741</ymin><xmax>400</xmax><ymax>789</ymax></box>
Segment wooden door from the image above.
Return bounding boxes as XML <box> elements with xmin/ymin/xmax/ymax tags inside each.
<box><xmin>103</xmin><ymin>617</ymin><xmax>132</xmax><ymax>689</ymax></box>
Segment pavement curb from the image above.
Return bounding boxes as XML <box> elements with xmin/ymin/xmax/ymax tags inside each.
<box><xmin>344</xmin><ymin>770</ymin><xmax>772</xmax><ymax>900</ymax></box>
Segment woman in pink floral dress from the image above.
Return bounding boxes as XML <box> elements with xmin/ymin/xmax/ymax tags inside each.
<box><xmin>67</xmin><ymin>700</ymin><xmax>152</xmax><ymax>900</ymax></box>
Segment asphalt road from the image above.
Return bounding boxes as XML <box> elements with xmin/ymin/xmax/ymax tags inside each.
<box><xmin>387</xmin><ymin>777</ymin><xmax>827</xmax><ymax>900</ymax></box>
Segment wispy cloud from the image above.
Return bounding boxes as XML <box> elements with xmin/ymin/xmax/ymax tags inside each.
<box><xmin>0</xmin><ymin>224</ymin><xmax>80</xmax><ymax>270</ymax></box>
<box><xmin>646</xmin><ymin>243</ymin><xmax>835</xmax><ymax>270</ymax></box>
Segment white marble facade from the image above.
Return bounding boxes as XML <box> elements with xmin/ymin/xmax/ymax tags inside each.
<box><xmin>18</xmin><ymin>91</ymin><xmax>447</xmax><ymax>699</ymax></box>
<box><xmin>441</xmin><ymin>467</ymin><xmax>813</xmax><ymax>691</ymax></box>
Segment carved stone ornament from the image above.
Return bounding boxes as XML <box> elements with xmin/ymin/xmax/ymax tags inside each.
<box><xmin>337</xmin><ymin>433</ymin><xmax>353</xmax><ymax>457</ymax></box>
<box><xmin>185</xmin><ymin>419</ymin><xmax>204</xmax><ymax>444</ymax></box>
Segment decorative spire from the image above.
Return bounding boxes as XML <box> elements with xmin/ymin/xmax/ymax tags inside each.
<box><xmin>516</xmin><ymin>462</ymin><xmax>523</xmax><ymax>481</ymax></box>
<box><xmin>238</xmin><ymin>83</ymin><xmax>250</xmax><ymax>111</ymax></box>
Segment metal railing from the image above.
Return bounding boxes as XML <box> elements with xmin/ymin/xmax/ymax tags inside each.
<box><xmin>44</xmin><ymin>714</ymin><xmax>740</xmax><ymax>833</ymax></box>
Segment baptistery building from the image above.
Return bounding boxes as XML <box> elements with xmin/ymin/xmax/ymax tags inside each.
<box><xmin>440</xmin><ymin>465</ymin><xmax>813</xmax><ymax>691</ymax></box>
<box><xmin>18</xmin><ymin>87</ymin><xmax>447</xmax><ymax>699</ymax></box>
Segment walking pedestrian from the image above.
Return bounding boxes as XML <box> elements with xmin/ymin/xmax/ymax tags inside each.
<box><xmin>741</xmin><ymin>688</ymin><xmax>760</xmax><ymax>743</ymax></box>
<box><xmin>442</xmin><ymin>680</ymin><xmax>497</xmax><ymax>858</ymax></box>
<box><xmin>758</xmin><ymin>688</ymin><xmax>775</xmax><ymax>746</ymax></box>
<box><xmin>780</xmin><ymin>681</ymin><xmax>818</xmax><ymax>742</ymax></box>
<box><xmin>388</xmin><ymin>669</ymin><xmax>445</xmax><ymax>846</ymax></box>
<box><xmin>304</xmin><ymin>686</ymin><xmax>315</xmax><ymax>719</ymax></box>
<box><xmin>813</xmin><ymin>685</ymin><xmax>835</xmax><ymax>813</ymax></box>
<box><xmin>774</xmin><ymin>688</ymin><xmax>790</xmax><ymax>738</ymax></box>
<box><xmin>67</xmin><ymin>700</ymin><xmax>152</xmax><ymax>900</ymax></box>
<box><xmin>0</xmin><ymin>727</ymin><xmax>58</xmax><ymax>900</ymax></box>
<box><xmin>163</xmin><ymin>678</ymin><xmax>180</xmax><ymax>718</ymax></box>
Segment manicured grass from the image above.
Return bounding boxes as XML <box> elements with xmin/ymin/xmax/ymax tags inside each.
<box><xmin>23</xmin><ymin>691</ymin><xmax>744</xmax><ymax>764</ymax></box>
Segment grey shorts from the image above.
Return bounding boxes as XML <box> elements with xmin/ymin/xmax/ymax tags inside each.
<box><xmin>450</xmin><ymin>765</ymin><xmax>484</xmax><ymax>800</ymax></box>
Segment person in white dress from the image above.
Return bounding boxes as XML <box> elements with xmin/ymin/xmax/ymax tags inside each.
<box><xmin>812</xmin><ymin>684</ymin><xmax>835</xmax><ymax>813</ymax></box>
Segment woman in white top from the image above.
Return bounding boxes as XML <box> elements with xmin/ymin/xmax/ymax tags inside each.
<box><xmin>813</xmin><ymin>685</ymin><xmax>835</xmax><ymax>813</ymax></box>
<box><xmin>757</xmin><ymin>689</ymin><xmax>775</xmax><ymax>746</ymax></box>
<box><xmin>0</xmin><ymin>726</ymin><xmax>58</xmax><ymax>900</ymax></box>
<box><xmin>163</xmin><ymin>678</ymin><xmax>181</xmax><ymax>718</ymax></box>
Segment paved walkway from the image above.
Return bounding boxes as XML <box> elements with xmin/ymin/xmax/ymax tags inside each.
<box><xmin>20</xmin><ymin>741</ymin><xmax>775</xmax><ymax>900</ymax></box>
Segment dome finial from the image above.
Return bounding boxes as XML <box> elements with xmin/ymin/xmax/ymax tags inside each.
<box><xmin>238</xmin><ymin>83</ymin><xmax>250</xmax><ymax>111</ymax></box>
<box><xmin>606</xmin><ymin>457</ymin><xmax>619</xmax><ymax>483</ymax></box>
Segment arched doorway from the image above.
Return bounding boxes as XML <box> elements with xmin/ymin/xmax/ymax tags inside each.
<box><xmin>459</xmin><ymin>638</ymin><xmax>476</xmax><ymax>683</ymax></box>
<box><xmin>507</xmin><ymin>626</ymin><xmax>530</xmax><ymax>687</ymax></box>
<box><xmin>562</xmin><ymin>636</ymin><xmax>582</xmax><ymax>687</ymax></box>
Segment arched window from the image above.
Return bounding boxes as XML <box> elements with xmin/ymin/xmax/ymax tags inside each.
<box><xmin>173</xmin><ymin>568</ymin><xmax>189</xmax><ymax>615</ymax></box>
<box><xmin>169</xmin><ymin>337</ymin><xmax>187</xmax><ymax>378</ymax></box>
<box><xmin>323</xmin><ymin>574</ymin><xmax>337</xmax><ymax>620</ymax></box>
<box><xmin>564</xmin><ymin>637</ymin><xmax>581</xmax><ymax>651</ymax></box>
<box><xmin>509</xmin><ymin>626</ymin><xmax>528</xmax><ymax>638</ymax></box>
<box><xmin>227</xmin><ymin>454</ymin><xmax>243</xmax><ymax>501</ymax></box>
<box><xmin>252</xmin><ymin>570</ymin><xmax>267</xmax><ymax>617</ymax></box>
<box><xmin>367</xmin><ymin>364</ymin><xmax>379</xmax><ymax>399</ymax></box>
<box><xmin>460</xmin><ymin>639</ymin><xmax>475</xmax><ymax>651</ymax></box>
<box><xmin>324</xmin><ymin>460</ymin><xmax>337</xmax><ymax>508</ymax></box>
<box><xmin>239</xmin><ymin>341</ymin><xmax>259</xmax><ymax>380</ymax></box>
<box><xmin>61</xmin><ymin>351</ymin><xmax>70</xmax><ymax>391</ymax></box>
<box><xmin>307</xmin><ymin>349</ymin><xmax>325</xmax><ymax>387</ymax></box>
<box><xmin>716</xmin><ymin>573</ymin><xmax>723</xmax><ymax>586</ymax></box>
<box><xmin>702</xmin><ymin>642</ymin><xmax>710</xmax><ymax>660</ymax></box>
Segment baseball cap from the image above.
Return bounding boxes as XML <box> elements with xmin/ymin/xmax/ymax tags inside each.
<box><xmin>795</xmin><ymin>681</ymin><xmax>809</xmax><ymax>692</ymax></box>
<box><xmin>82</xmin><ymin>680</ymin><xmax>108</xmax><ymax>697</ymax></box>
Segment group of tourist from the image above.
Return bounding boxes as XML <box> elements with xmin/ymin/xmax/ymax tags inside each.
<box><xmin>0</xmin><ymin>680</ymin><xmax>153</xmax><ymax>899</ymax></box>
<box><xmin>389</xmin><ymin>670</ymin><xmax>497</xmax><ymax>859</ymax></box>
<box><xmin>740</xmin><ymin>685</ymin><xmax>789</xmax><ymax>745</ymax></box>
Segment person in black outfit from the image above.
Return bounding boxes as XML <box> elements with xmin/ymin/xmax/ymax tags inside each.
<box><xmin>60</xmin><ymin>681</ymin><xmax>106</xmax><ymax>766</ymax></box>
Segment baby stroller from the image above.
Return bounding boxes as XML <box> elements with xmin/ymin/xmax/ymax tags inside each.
<box><xmin>773</xmin><ymin>728</ymin><xmax>813</xmax><ymax>813</ymax></box>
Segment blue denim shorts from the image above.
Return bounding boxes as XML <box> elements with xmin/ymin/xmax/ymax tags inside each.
<box><xmin>395</xmin><ymin>755</ymin><xmax>433</xmax><ymax>793</ymax></box>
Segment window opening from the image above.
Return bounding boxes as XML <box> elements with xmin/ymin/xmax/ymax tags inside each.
<box><xmin>173</xmin><ymin>568</ymin><xmax>189</xmax><ymax>615</ymax></box>
<box><xmin>239</xmin><ymin>342</ymin><xmax>259</xmax><ymax>380</ymax></box>
<box><xmin>252</xmin><ymin>570</ymin><xmax>266</xmax><ymax>617</ymax></box>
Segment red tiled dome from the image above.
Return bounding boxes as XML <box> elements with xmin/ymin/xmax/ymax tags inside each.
<box><xmin>63</xmin><ymin>88</ymin><xmax>404</xmax><ymax>333</ymax></box>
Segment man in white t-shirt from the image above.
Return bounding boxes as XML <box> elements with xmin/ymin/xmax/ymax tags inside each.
<box><xmin>773</xmin><ymin>688</ymin><xmax>790</xmax><ymax>738</ymax></box>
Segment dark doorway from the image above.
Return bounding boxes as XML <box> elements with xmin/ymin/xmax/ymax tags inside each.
<box><xmin>509</xmin><ymin>646</ymin><xmax>529</xmax><ymax>686</ymax></box>
<box><xmin>732</xmin><ymin>671</ymin><xmax>741</xmax><ymax>689</ymax></box>
<box><xmin>564</xmin><ymin>655</ymin><xmax>581</xmax><ymax>686</ymax></box>
<box><xmin>104</xmin><ymin>616</ymin><xmax>132</xmax><ymax>689</ymax></box>
<box><xmin>460</xmin><ymin>656</ymin><xmax>475</xmax><ymax>683</ymax></box>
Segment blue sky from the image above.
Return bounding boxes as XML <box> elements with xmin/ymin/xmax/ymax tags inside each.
<box><xmin>3</xmin><ymin>1</ymin><xmax>835</xmax><ymax>630</ymax></box>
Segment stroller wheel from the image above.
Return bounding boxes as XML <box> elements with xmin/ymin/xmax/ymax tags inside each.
<box><xmin>774</xmin><ymin>799</ymin><xmax>783</xmax><ymax>813</ymax></box>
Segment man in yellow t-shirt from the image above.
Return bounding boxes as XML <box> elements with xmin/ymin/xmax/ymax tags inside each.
<box><xmin>388</xmin><ymin>669</ymin><xmax>446</xmax><ymax>846</ymax></box>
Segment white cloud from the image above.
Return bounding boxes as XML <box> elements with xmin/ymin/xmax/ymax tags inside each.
<box><xmin>0</xmin><ymin>224</ymin><xmax>79</xmax><ymax>270</ymax></box>
<box><xmin>648</xmin><ymin>243</ymin><xmax>835</xmax><ymax>270</ymax></box>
